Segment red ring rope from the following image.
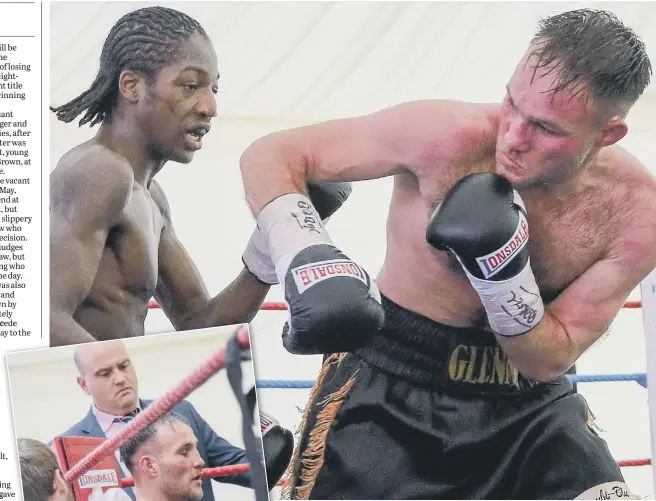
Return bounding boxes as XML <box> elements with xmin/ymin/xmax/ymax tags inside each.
<box><xmin>121</xmin><ymin>463</ymin><xmax>291</xmax><ymax>487</ymax></box>
<box><xmin>63</xmin><ymin>326</ymin><xmax>251</xmax><ymax>482</ymax></box>
<box><xmin>148</xmin><ymin>300</ymin><xmax>641</xmax><ymax>310</ymax></box>
<box><xmin>148</xmin><ymin>299</ymin><xmax>287</xmax><ymax>310</ymax></box>
<box><xmin>120</xmin><ymin>463</ymin><xmax>252</xmax><ymax>487</ymax></box>
<box><xmin>617</xmin><ymin>458</ymin><xmax>651</xmax><ymax>467</ymax></box>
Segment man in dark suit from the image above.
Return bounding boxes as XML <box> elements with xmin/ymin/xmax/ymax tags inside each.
<box><xmin>55</xmin><ymin>340</ymin><xmax>251</xmax><ymax>501</ymax></box>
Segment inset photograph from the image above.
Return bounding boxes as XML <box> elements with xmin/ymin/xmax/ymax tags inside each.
<box><xmin>9</xmin><ymin>325</ymin><xmax>286</xmax><ymax>501</ymax></box>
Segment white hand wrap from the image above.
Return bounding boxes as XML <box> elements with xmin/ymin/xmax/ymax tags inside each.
<box><xmin>466</xmin><ymin>258</ymin><xmax>544</xmax><ymax>336</ymax></box>
<box><xmin>256</xmin><ymin>193</ymin><xmax>333</xmax><ymax>290</ymax></box>
<box><xmin>244</xmin><ymin>211</ymin><xmax>334</xmax><ymax>285</ymax></box>
<box><xmin>242</xmin><ymin>228</ymin><xmax>278</xmax><ymax>284</ymax></box>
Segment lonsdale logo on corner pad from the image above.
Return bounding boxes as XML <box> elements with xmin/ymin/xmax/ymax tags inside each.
<box><xmin>77</xmin><ymin>469</ymin><xmax>119</xmax><ymax>489</ymax></box>
<box><xmin>291</xmin><ymin>259</ymin><xmax>367</xmax><ymax>293</ymax></box>
<box><xmin>476</xmin><ymin>212</ymin><xmax>529</xmax><ymax>279</ymax></box>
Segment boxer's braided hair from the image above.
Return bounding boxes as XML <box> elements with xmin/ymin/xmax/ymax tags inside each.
<box><xmin>528</xmin><ymin>9</ymin><xmax>651</xmax><ymax>115</ymax></box>
<box><xmin>50</xmin><ymin>6</ymin><xmax>208</xmax><ymax>127</ymax></box>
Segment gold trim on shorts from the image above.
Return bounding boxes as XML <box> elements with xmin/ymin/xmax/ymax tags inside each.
<box><xmin>282</xmin><ymin>353</ymin><xmax>357</xmax><ymax>500</ymax></box>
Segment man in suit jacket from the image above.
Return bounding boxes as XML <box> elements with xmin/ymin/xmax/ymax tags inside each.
<box><xmin>55</xmin><ymin>340</ymin><xmax>251</xmax><ymax>501</ymax></box>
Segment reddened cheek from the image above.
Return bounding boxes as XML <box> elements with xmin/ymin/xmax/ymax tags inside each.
<box><xmin>533</xmin><ymin>133</ymin><xmax>570</xmax><ymax>153</ymax></box>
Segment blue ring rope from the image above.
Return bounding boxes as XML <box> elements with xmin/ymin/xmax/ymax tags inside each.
<box><xmin>256</xmin><ymin>373</ymin><xmax>647</xmax><ymax>389</ymax></box>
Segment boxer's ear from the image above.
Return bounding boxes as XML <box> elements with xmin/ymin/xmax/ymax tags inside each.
<box><xmin>598</xmin><ymin>117</ymin><xmax>627</xmax><ymax>147</ymax></box>
<box><xmin>118</xmin><ymin>71</ymin><xmax>142</xmax><ymax>104</ymax></box>
<box><xmin>140</xmin><ymin>455</ymin><xmax>157</xmax><ymax>477</ymax></box>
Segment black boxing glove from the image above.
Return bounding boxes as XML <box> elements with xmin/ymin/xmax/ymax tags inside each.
<box><xmin>426</xmin><ymin>173</ymin><xmax>544</xmax><ymax>336</ymax></box>
<box><xmin>260</xmin><ymin>411</ymin><xmax>294</xmax><ymax>491</ymax></box>
<box><xmin>257</xmin><ymin>192</ymin><xmax>383</xmax><ymax>354</ymax></box>
<box><xmin>243</xmin><ymin>182</ymin><xmax>353</xmax><ymax>284</ymax></box>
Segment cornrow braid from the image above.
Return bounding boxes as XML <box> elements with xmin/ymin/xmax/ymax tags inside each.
<box><xmin>50</xmin><ymin>6</ymin><xmax>208</xmax><ymax>127</ymax></box>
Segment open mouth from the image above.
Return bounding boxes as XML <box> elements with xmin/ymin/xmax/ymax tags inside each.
<box><xmin>184</xmin><ymin>125</ymin><xmax>210</xmax><ymax>150</ymax></box>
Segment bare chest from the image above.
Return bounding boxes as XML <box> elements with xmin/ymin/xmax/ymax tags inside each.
<box><xmin>100</xmin><ymin>188</ymin><xmax>164</xmax><ymax>295</ymax></box>
<box><xmin>424</xmin><ymin>182</ymin><xmax>615</xmax><ymax>300</ymax></box>
<box><xmin>522</xmin><ymin>199</ymin><xmax>613</xmax><ymax>299</ymax></box>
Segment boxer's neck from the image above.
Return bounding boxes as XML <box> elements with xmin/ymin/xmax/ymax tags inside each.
<box><xmin>95</xmin><ymin>119</ymin><xmax>165</xmax><ymax>187</ymax></box>
<box><xmin>134</xmin><ymin>487</ymin><xmax>176</xmax><ymax>501</ymax></box>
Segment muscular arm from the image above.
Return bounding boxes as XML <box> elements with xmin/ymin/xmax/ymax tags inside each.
<box><xmin>50</xmin><ymin>150</ymin><xmax>132</xmax><ymax>346</ymax></box>
<box><xmin>496</xmin><ymin>200</ymin><xmax>656</xmax><ymax>381</ymax></box>
<box><xmin>240</xmin><ymin>100</ymin><xmax>493</xmax><ymax>215</ymax></box>
<box><xmin>151</xmin><ymin>182</ymin><xmax>269</xmax><ymax>331</ymax></box>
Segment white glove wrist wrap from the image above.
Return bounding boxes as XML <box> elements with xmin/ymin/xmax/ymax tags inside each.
<box><xmin>257</xmin><ymin>193</ymin><xmax>333</xmax><ymax>286</ymax></box>
<box><xmin>242</xmin><ymin>229</ymin><xmax>278</xmax><ymax>284</ymax></box>
<box><xmin>466</xmin><ymin>259</ymin><xmax>544</xmax><ymax>336</ymax></box>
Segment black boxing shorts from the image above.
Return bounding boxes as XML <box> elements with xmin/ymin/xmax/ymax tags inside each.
<box><xmin>282</xmin><ymin>295</ymin><xmax>635</xmax><ymax>500</ymax></box>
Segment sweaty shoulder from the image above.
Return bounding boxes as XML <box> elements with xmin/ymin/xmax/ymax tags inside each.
<box><xmin>50</xmin><ymin>144</ymin><xmax>134</xmax><ymax>227</ymax></box>
<box><xmin>597</xmin><ymin>145</ymin><xmax>656</xmax><ymax>252</ymax></box>
<box><xmin>598</xmin><ymin>145</ymin><xmax>656</xmax><ymax>200</ymax></box>
<box><xmin>377</xmin><ymin>100</ymin><xmax>499</xmax><ymax>159</ymax></box>
<box><xmin>367</xmin><ymin>100</ymin><xmax>498</xmax><ymax>185</ymax></box>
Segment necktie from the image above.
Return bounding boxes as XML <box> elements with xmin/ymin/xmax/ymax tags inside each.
<box><xmin>114</xmin><ymin>408</ymin><xmax>140</xmax><ymax>424</ymax></box>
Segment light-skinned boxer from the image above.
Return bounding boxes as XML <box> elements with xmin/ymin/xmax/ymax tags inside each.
<box><xmin>240</xmin><ymin>8</ymin><xmax>656</xmax><ymax>500</ymax></box>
